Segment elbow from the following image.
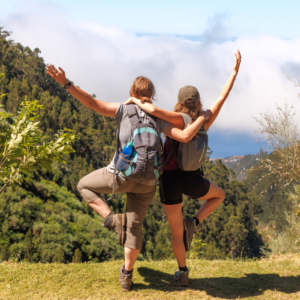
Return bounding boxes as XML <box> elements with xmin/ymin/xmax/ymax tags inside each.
<box><xmin>181</xmin><ymin>135</ymin><xmax>190</xmax><ymax>143</ymax></box>
<box><xmin>149</xmin><ymin>106</ymin><xmax>157</xmax><ymax>115</ymax></box>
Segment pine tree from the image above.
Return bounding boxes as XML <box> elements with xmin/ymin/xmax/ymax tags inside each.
<box><xmin>72</xmin><ymin>249</ymin><xmax>82</xmax><ymax>263</ymax></box>
<box><xmin>53</xmin><ymin>245</ymin><xmax>64</xmax><ymax>263</ymax></box>
<box><xmin>0</xmin><ymin>245</ymin><xmax>9</xmax><ymax>261</ymax></box>
<box><xmin>25</xmin><ymin>229</ymin><xmax>32</xmax><ymax>262</ymax></box>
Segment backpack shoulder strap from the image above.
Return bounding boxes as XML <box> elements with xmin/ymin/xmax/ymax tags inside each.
<box><xmin>126</xmin><ymin>104</ymin><xmax>142</xmax><ymax>126</ymax></box>
<box><xmin>146</xmin><ymin>113</ymin><xmax>157</xmax><ymax>128</ymax></box>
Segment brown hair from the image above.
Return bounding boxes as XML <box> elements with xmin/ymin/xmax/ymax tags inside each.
<box><xmin>174</xmin><ymin>99</ymin><xmax>203</xmax><ymax>121</ymax></box>
<box><xmin>130</xmin><ymin>76</ymin><xmax>155</xmax><ymax>104</ymax></box>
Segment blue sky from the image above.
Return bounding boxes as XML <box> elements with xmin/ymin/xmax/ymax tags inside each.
<box><xmin>2</xmin><ymin>0</ymin><xmax>300</xmax><ymax>158</ymax></box>
<box><xmin>3</xmin><ymin>0</ymin><xmax>300</xmax><ymax>38</ymax></box>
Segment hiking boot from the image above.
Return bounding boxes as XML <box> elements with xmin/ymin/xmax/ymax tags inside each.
<box><xmin>183</xmin><ymin>218</ymin><xmax>196</xmax><ymax>251</ymax></box>
<box><xmin>174</xmin><ymin>270</ymin><xmax>189</xmax><ymax>286</ymax></box>
<box><xmin>103</xmin><ymin>213</ymin><xmax>126</xmax><ymax>246</ymax></box>
<box><xmin>119</xmin><ymin>264</ymin><xmax>133</xmax><ymax>292</ymax></box>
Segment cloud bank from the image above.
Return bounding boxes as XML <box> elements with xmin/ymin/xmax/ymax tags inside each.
<box><xmin>2</xmin><ymin>4</ymin><xmax>300</xmax><ymax>136</ymax></box>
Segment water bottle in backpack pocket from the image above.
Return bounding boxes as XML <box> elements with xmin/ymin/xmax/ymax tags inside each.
<box><xmin>116</xmin><ymin>140</ymin><xmax>134</xmax><ymax>171</ymax></box>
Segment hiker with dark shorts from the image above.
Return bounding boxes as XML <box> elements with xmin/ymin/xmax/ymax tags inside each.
<box><xmin>46</xmin><ymin>68</ymin><xmax>211</xmax><ymax>292</ymax></box>
<box><xmin>126</xmin><ymin>50</ymin><xmax>242</xmax><ymax>286</ymax></box>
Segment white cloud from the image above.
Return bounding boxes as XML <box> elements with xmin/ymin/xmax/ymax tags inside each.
<box><xmin>2</xmin><ymin>5</ymin><xmax>300</xmax><ymax>136</ymax></box>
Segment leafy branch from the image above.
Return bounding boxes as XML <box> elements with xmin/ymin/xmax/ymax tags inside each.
<box><xmin>0</xmin><ymin>75</ymin><xmax>77</xmax><ymax>193</ymax></box>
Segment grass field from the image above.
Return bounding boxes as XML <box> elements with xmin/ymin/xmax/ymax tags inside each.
<box><xmin>0</xmin><ymin>254</ymin><xmax>300</xmax><ymax>300</ymax></box>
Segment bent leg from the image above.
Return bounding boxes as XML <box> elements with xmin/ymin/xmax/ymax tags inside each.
<box><xmin>163</xmin><ymin>203</ymin><xmax>186</xmax><ymax>268</ymax></box>
<box><xmin>195</xmin><ymin>181</ymin><xmax>225</xmax><ymax>222</ymax></box>
<box><xmin>77</xmin><ymin>167</ymin><xmax>133</xmax><ymax>218</ymax></box>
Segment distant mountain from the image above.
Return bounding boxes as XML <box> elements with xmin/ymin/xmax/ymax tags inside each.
<box><xmin>213</xmin><ymin>149</ymin><xmax>267</xmax><ymax>181</ymax></box>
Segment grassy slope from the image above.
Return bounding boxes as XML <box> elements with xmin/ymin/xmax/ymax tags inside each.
<box><xmin>0</xmin><ymin>255</ymin><xmax>300</xmax><ymax>300</ymax></box>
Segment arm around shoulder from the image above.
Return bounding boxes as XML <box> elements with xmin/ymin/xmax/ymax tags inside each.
<box><xmin>163</xmin><ymin>114</ymin><xmax>207</xmax><ymax>143</ymax></box>
<box><xmin>127</xmin><ymin>98</ymin><xmax>185</xmax><ymax>128</ymax></box>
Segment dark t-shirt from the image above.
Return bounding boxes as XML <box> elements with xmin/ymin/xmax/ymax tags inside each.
<box><xmin>163</xmin><ymin>113</ymin><xmax>192</xmax><ymax>171</ymax></box>
<box><xmin>163</xmin><ymin>138</ymin><xmax>180</xmax><ymax>171</ymax></box>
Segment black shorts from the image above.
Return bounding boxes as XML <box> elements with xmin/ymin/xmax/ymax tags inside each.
<box><xmin>159</xmin><ymin>168</ymin><xmax>210</xmax><ymax>205</ymax></box>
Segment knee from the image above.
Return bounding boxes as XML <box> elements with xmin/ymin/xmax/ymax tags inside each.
<box><xmin>76</xmin><ymin>179</ymin><xmax>91</xmax><ymax>204</ymax></box>
<box><xmin>219</xmin><ymin>189</ymin><xmax>225</xmax><ymax>202</ymax></box>
<box><xmin>171</xmin><ymin>229</ymin><xmax>184</xmax><ymax>240</ymax></box>
<box><xmin>125</xmin><ymin>226</ymin><xmax>143</xmax><ymax>250</ymax></box>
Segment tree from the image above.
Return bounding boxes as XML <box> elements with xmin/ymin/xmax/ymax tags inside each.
<box><xmin>0</xmin><ymin>244</ymin><xmax>9</xmax><ymax>261</ymax></box>
<box><xmin>53</xmin><ymin>245</ymin><xmax>64</xmax><ymax>263</ymax></box>
<box><xmin>254</xmin><ymin>101</ymin><xmax>300</xmax><ymax>186</ymax></box>
<box><xmin>0</xmin><ymin>80</ymin><xmax>77</xmax><ymax>193</ymax></box>
<box><xmin>72</xmin><ymin>249</ymin><xmax>82</xmax><ymax>263</ymax></box>
<box><xmin>25</xmin><ymin>229</ymin><xmax>33</xmax><ymax>261</ymax></box>
<box><xmin>262</xmin><ymin>185</ymin><xmax>300</xmax><ymax>255</ymax></box>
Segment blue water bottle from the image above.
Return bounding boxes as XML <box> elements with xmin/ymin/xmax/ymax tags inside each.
<box><xmin>116</xmin><ymin>141</ymin><xmax>134</xmax><ymax>171</ymax></box>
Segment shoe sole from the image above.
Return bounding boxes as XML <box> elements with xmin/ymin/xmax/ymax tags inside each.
<box><xmin>173</xmin><ymin>274</ymin><xmax>189</xmax><ymax>286</ymax></box>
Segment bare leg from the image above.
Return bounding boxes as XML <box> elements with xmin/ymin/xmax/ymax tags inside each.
<box><xmin>163</xmin><ymin>203</ymin><xmax>186</xmax><ymax>268</ymax></box>
<box><xmin>124</xmin><ymin>247</ymin><xmax>140</xmax><ymax>270</ymax></box>
<box><xmin>195</xmin><ymin>181</ymin><xmax>225</xmax><ymax>222</ymax></box>
<box><xmin>88</xmin><ymin>197</ymin><xmax>111</xmax><ymax>219</ymax></box>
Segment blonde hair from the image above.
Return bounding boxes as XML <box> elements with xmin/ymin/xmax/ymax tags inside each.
<box><xmin>130</xmin><ymin>76</ymin><xmax>155</xmax><ymax>104</ymax></box>
<box><xmin>174</xmin><ymin>99</ymin><xmax>203</xmax><ymax>121</ymax></box>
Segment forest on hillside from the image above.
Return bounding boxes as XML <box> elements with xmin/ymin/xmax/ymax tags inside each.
<box><xmin>0</xmin><ymin>27</ymin><xmax>296</xmax><ymax>263</ymax></box>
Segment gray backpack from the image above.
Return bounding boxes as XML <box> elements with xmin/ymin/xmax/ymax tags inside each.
<box><xmin>109</xmin><ymin>104</ymin><xmax>163</xmax><ymax>199</ymax></box>
<box><xmin>164</xmin><ymin>113</ymin><xmax>208</xmax><ymax>171</ymax></box>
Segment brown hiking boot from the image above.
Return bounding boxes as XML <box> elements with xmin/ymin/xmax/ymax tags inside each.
<box><xmin>174</xmin><ymin>270</ymin><xmax>189</xmax><ymax>286</ymax></box>
<box><xmin>119</xmin><ymin>264</ymin><xmax>133</xmax><ymax>292</ymax></box>
<box><xmin>183</xmin><ymin>218</ymin><xmax>196</xmax><ymax>251</ymax></box>
<box><xmin>104</xmin><ymin>213</ymin><xmax>127</xmax><ymax>246</ymax></box>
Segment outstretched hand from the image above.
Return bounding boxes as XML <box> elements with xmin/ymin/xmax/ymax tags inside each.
<box><xmin>233</xmin><ymin>49</ymin><xmax>242</xmax><ymax>74</ymax></box>
<box><xmin>47</xmin><ymin>65</ymin><xmax>69</xmax><ymax>86</ymax></box>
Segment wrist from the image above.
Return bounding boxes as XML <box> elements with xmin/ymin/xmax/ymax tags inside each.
<box><xmin>60</xmin><ymin>78</ymin><xmax>69</xmax><ymax>86</ymax></box>
<box><xmin>199</xmin><ymin>115</ymin><xmax>206</xmax><ymax>122</ymax></box>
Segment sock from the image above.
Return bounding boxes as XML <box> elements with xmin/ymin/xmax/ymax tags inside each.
<box><xmin>179</xmin><ymin>266</ymin><xmax>189</xmax><ymax>272</ymax></box>
<box><xmin>193</xmin><ymin>216</ymin><xmax>199</xmax><ymax>226</ymax></box>
<box><xmin>123</xmin><ymin>268</ymin><xmax>133</xmax><ymax>275</ymax></box>
<box><xmin>103</xmin><ymin>212</ymin><xmax>113</xmax><ymax>227</ymax></box>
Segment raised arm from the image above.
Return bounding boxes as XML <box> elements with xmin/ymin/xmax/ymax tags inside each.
<box><xmin>124</xmin><ymin>99</ymin><xmax>185</xmax><ymax>129</ymax></box>
<box><xmin>162</xmin><ymin>110</ymin><xmax>211</xmax><ymax>143</ymax></box>
<box><xmin>204</xmin><ymin>50</ymin><xmax>242</xmax><ymax>132</ymax></box>
<box><xmin>47</xmin><ymin>65</ymin><xmax>119</xmax><ymax>117</ymax></box>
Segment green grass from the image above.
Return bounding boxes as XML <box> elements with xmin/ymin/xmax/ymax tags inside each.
<box><xmin>1</xmin><ymin>254</ymin><xmax>300</xmax><ymax>299</ymax></box>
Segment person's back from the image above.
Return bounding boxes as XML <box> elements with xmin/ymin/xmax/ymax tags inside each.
<box><xmin>107</xmin><ymin>104</ymin><xmax>167</xmax><ymax>185</ymax></box>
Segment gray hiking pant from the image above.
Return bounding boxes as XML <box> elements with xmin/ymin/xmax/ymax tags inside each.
<box><xmin>77</xmin><ymin>167</ymin><xmax>156</xmax><ymax>250</ymax></box>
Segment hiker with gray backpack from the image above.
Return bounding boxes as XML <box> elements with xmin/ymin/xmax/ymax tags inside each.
<box><xmin>46</xmin><ymin>67</ymin><xmax>211</xmax><ymax>292</ymax></box>
<box><xmin>126</xmin><ymin>49</ymin><xmax>242</xmax><ymax>286</ymax></box>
